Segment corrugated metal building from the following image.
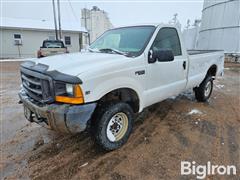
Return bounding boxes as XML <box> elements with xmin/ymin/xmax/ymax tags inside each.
<box><xmin>0</xmin><ymin>18</ymin><xmax>87</xmax><ymax>58</ymax></box>
<box><xmin>197</xmin><ymin>0</ymin><xmax>240</xmax><ymax>53</ymax></box>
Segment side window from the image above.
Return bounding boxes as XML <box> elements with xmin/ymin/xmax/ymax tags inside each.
<box><xmin>152</xmin><ymin>28</ymin><xmax>182</xmax><ymax>56</ymax></box>
<box><xmin>64</xmin><ymin>36</ymin><xmax>71</xmax><ymax>45</ymax></box>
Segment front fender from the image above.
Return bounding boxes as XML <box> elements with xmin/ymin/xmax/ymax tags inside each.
<box><xmin>83</xmin><ymin>76</ymin><xmax>145</xmax><ymax>112</ymax></box>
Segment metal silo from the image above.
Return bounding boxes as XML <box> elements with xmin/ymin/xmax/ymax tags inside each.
<box><xmin>197</xmin><ymin>0</ymin><xmax>240</xmax><ymax>54</ymax></box>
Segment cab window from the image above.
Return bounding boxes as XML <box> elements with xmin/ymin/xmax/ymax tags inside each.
<box><xmin>152</xmin><ymin>27</ymin><xmax>182</xmax><ymax>56</ymax></box>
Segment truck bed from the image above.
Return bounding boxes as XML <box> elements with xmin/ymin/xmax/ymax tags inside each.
<box><xmin>187</xmin><ymin>50</ymin><xmax>224</xmax><ymax>55</ymax></box>
<box><xmin>186</xmin><ymin>49</ymin><xmax>224</xmax><ymax>90</ymax></box>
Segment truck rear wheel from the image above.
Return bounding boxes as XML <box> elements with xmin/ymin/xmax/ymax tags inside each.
<box><xmin>93</xmin><ymin>102</ymin><xmax>134</xmax><ymax>151</ymax></box>
<box><xmin>194</xmin><ymin>76</ymin><xmax>213</xmax><ymax>102</ymax></box>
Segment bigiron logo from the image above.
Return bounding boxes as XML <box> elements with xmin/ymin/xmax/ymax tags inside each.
<box><xmin>181</xmin><ymin>161</ymin><xmax>237</xmax><ymax>179</ymax></box>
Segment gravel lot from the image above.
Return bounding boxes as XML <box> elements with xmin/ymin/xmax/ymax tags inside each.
<box><xmin>0</xmin><ymin>61</ymin><xmax>239</xmax><ymax>179</ymax></box>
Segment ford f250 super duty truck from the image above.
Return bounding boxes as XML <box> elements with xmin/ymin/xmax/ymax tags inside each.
<box><xmin>19</xmin><ymin>24</ymin><xmax>224</xmax><ymax>150</ymax></box>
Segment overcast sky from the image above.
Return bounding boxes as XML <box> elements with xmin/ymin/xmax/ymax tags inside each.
<box><xmin>1</xmin><ymin>0</ymin><xmax>204</xmax><ymax>29</ymax></box>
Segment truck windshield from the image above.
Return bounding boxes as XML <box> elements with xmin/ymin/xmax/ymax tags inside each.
<box><xmin>89</xmin><ymin>26</ymin><xmax>156</xmax><ymax>57</ymax></box>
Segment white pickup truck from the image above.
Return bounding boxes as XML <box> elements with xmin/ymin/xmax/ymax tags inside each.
<box><xmin>19</xmin><ymin>24</ymin><xmax>224</xmax><ymax>150</ymax></box>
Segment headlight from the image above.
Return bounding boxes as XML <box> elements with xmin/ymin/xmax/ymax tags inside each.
<box><xmin>55</xmin><ymin>84</ymin><xmax>84</xmax><ymax>104</ymax></box>
<box><xmin>66</xmin><ymin>84</ymin><xmax>74</xmax><ymax>96</ymax></box>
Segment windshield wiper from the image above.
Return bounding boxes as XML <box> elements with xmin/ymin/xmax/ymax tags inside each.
<box><xmin>88</xmin><ymin>47</ymin><xmax>100</xmax><ymax>53</ymax></box>
<box><xmin>99</xmin><ymin>48</ymin><xmax>128</xmax><ymax>56</ymax></box>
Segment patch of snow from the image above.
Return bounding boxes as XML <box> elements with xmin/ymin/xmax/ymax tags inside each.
<box><xmin>0</xmin><ymin>59</ymin><xmax>25</xmax><ymax>62</ymax></box>
<box><xmin>169</xmin><ymin>96</ymin><xmax>177</xmax><ymax>100</ymax></box>
<box><xmin>180</xmin><ymin>90</ymin><xmax>194</xmax><ymax>100</ymax></box>
<box><xmin>80</xmin><ymin>162</ymin><xmax>88</xmax><ymax>168</ymax></box>
<box><xmin>0</xmin><ymin>90</ymin><xmax>6</xmax><ymax>96</ymax></box>
<box><xmin>215</xmin><ymin>84</ymin><xmax>224</xmax><ymax>89</ymax></box>
<box><xmin>0</xmin><ymin>90</ymin><xmax>6</xmax><ymax>93</ymax></box>
<box><xmin>187</xmin><ymin>109</ymin><xmax>203</xmax><ymax>115</ymax></box>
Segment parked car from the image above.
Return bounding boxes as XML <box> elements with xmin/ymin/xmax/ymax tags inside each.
<box><xmin>37</xmin><ymin>40</ymin><xmax>68</xmax><ymax>58</ymax></box>
<box><xmin>19</xmin><ymin>24</ymin><xmax>224</xmax><ymax>150</ymax></box>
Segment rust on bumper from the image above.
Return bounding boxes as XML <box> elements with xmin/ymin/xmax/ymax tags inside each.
<box><xmin>19</xmin><ymin>89</ymin><xmax>97</xmax><ymax>133</ymax></box>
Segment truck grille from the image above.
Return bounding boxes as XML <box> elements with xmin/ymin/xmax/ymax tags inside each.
<box><xmin>21</xmin><ymin>68</ymin><xmax>53</xmax><ymax>103</ymax></box>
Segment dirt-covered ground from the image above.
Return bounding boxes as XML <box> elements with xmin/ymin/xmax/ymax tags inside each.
<box><xmin>0</xmin><ymin>61</ymin><xmax>239</xmax><ymax>180</ymax></box>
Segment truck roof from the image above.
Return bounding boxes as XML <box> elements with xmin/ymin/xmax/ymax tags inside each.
<box><xmin>112</xmin><ymin>23</ymin><xmax>177</xmax><ymax>29</ymax></box>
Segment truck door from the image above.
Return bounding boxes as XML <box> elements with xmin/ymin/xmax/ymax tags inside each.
<box><xmin>145</xmin><ymin>27</ymin><xmax>187</xmax><ymax>106</ymax></box>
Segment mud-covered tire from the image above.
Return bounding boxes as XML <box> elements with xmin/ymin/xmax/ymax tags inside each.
<box><xmin>194</xmin><ymin>76</ymin><xmax>213</xmax><ymax>102</ymax></box>
<box><xmin>93</xmin><ymin>102</ymin><xmax>134</xmax><ymax>151</ymax></box>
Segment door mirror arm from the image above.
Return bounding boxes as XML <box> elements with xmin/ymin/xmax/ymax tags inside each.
<box><xmin>148</xmin><ymin>49</ymin><xmax>157</xmax><ymax>63</ymax></box>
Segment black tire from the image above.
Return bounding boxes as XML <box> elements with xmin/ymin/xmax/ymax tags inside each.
<box><xmin>194</xmin><ymin>76</ymin><xmax>213</xmax><ymax>102</ymax></box>
<box><xmin>93</xmin><ymin>102</ymin><xmax>134</xmax><ymax>151</ymax></box>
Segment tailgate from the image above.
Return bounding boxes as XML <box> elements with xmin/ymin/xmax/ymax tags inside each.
<box><xmin>41</xmin><ymin>48</ymin><xmax>67</xmax><ymax>56</ymax></box>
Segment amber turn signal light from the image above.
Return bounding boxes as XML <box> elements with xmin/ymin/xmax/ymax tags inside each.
<box><xmin>55</xmin><ymin>84</ymin><xmax>84</xmax><ymax>104</ymax></box>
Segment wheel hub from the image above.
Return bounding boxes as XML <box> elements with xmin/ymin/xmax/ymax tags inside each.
<box><xmin>107</xmin><ymin>112</ymin><xmax>128</xmax><ymax>142</ymax></box>
<box><xmin>204</xmin><ymin>81</ymin><xmax>212</xmax><ymax>97</ymax></box>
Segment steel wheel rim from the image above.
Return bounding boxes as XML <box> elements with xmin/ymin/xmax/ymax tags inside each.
<box><xmin>204</xmin><ymin>81</ymin><xmax>212</xmax><ymax>97</ymax></box>
<box><xmin>106</xmin><ymin>112</ymin><xmax>129</xmax><ymax>142</ymax></box>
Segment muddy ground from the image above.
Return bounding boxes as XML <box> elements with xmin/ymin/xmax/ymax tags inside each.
<box><xmin>0</xmin><ymin>61</ymin><xmax>239</xmax><ymax>180</ymax></box>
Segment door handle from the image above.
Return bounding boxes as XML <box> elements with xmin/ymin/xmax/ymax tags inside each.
<box><xmin>183</xmin><ymin>61</ymin><xmax>186</xmax><ymax>70</ymax></box>
<box><xmin>135</xmin><ymin>70</ymin><xmax>145</xmax><ymax>75</ymax></box>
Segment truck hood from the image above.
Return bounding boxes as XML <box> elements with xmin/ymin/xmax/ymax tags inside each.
<box><xmin>31</xmin><ymin>52</ymin><xmax>130</xmax><ymax>76</ymax></box>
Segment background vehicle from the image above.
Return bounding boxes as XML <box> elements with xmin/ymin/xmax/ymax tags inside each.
<box><xmin>37</xmin><ymin>40</ymin><xmax>68</xmax><ymax>58</ymax></box>
<box><xmin>19</xmin><ymin>24</ymin><xmax>224</xmax><ymax>150</ymax></box>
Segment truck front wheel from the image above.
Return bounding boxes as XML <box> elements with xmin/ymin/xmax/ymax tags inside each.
<box><xmin>194</xmin><ymin>76</ymin><xmax>213</xmax><ymax>102</ymax></box>
<box><xmin>93</xmin><ymin>102</ymin><xmax>134</xmax><ymax>151</ymax></box>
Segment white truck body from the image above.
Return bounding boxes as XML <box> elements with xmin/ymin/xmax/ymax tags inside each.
<box><xmin>19</xmin><ymin>24</ymin><xmax>224</xmax><ymax>150</ymax></box>
<box><xmin>33</xmin><ymin>24</ymin><xmax>224</xmax><ymax>112</ymax></box>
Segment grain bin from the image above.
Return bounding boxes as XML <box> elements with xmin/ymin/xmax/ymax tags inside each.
<box><xmin>197</xmin><ymin>0</ymin><xmax>240</xmax><ymax>54</ymax></box>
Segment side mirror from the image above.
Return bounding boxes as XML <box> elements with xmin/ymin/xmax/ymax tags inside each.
<box><xmin>148</xmin><ymin>49</ymin><xmax>174</xmax><ymax>63</ymax></box>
